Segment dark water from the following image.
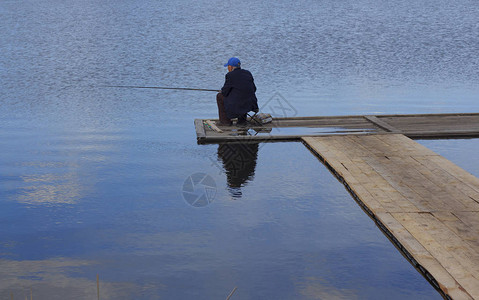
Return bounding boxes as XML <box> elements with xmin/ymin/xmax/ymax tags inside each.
<box><xmin>1</xmin><ymin>0</ymin><xmax>478</xmax><ymax>299</ymax></box>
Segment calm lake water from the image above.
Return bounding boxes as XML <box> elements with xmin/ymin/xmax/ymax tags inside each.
<box><xmin>1</xmin><ymin>0</ymin><xmax>479</xmax><ymax>299</ymax></box>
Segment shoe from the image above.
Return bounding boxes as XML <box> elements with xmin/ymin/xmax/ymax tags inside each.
<box><xmin>236</xmin><ymin>121</ymin><xmax>247</xmax><ymax>127</ymax></box>
<box><xmin>217</xmin><ymin>121</ymin><xmax>232</xmax><ymax>126</ymax></box>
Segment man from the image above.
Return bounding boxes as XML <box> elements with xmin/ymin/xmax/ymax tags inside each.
<box><xmin>216</xmin><ymin>57</ymin><xmax>259</xmax><ymax>126</ymax></box>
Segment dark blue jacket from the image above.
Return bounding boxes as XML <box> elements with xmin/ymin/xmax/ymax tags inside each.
<box><xmin>221</xmin><ymin>68</ymin><xmax>259</xmax><ymax>119</ymax></box>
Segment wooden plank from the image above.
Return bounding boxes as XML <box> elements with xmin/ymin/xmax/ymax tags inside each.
<box><xmin>454</xmin><ymin>212</ymin><xmax>479</xmax><ymax>228</ymax></box>
<box><xmin>198</xmin><ymin>113</ymin><xmax>479</xmax><ymax>143</ymax></box>
<box><xmin>361</xmin><ymin>155</ymin><xmax>429</xmax><ymax>212</ymax></box>
<box><xmin>388</xmin><ymin>155</ymin><xmax>467</xmax><ymax>212</ymax></box>
<box><xmin>378</xmin><ymin>212</ymin><xmax>472</xmax><ymax>299</ymax></box>
<box><xmin>279</xmin><ymin>112</ymin><xmax>479</xmax><ymax>120</ymax></box>
<box><xmin>194</xmin><ymin>119</ymin><xmax>206</xmax><ymax>139</ymax></box>
<box><xmin>377</xmin><ymin>134</ymin><xmax>438</xmax><ymax>155</ymax></box>
<box><xmin>411</xmin><ymin>156</ymin><xmax>479</xmax><ymax>210</ymax></box>
<box><xmin>418</xmin><ymin>256</ymin><xmax>474</xmax><ymax>300</ymax></box>
<box><xmin>364</xmin><ymin>115</ymin><xmax>400</xmax><ymax>132</ymax></box>
<box><xmin>406</xmin><ymin>129</ymin><xmax>479</xmax><ymax>139</ymax></box>
<box><xmin>205</xmin><ymin>120</ymin><xmax>223</xmax><ymax>133</ymax></box>
<box><xmin>351</xmin><ymin>157</ymin><xmax>419</xmax><ymax>212</ymax></box>
<box><xmin>199</xmin><ymin>130</ymin><xmax>479</xmax><ymax>143</ymax></box>
<box><xmin>393</xmin><ymin>213</ymin><xmax>479</xmax><ymax>299</ymax></box>
<box><xmin>303</xmin><ymin>137</ymin><xmax>387</xmax><ymax>212</ymax></box>
<box><xmin>433</xmin><ymin>211</ymin><xmax>479</xmax><ymax>250</ymax></box>
<box><xmin>428</xmin><ymin>155</ymin><xmax>479</xmax><ymax>194</ymax></box>
<box><xmin>414</xmin><ymin>213</ymin><xmax>479</xmax><ymax>278</ymax></box>
<box><xmin>302</xmin><ymin>134</ymin><xmax>479</xmax><ymax>299</ymax></box>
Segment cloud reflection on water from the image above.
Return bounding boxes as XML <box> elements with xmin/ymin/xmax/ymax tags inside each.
<box><xmin>7</xmin><ymin>131</ymin><xmax>121</xmax><ymax>205</ymax></box>
<box><xmin>17</xmin><ymin>173</ymin><xmax>83</xmax><ymax>205</ymax></box>
<box><xmin>0</xmin><ymin>258</ymin><xmax>145</xmax><ymax>300</ymax></box>
<box><xmin>295</xmin><ymin>276</ymin><xmax>358</xmax><ymax>300</ymax></box>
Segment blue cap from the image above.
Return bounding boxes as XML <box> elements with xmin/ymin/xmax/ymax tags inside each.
<box><xmin>224</xmin><ymin>57</ymin><xmax>241</xmax><ymax>67</ymax></box>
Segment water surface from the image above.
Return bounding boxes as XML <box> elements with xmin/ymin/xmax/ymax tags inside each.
<box><xmin>1</xmin><ymin>0</ymin><xmax>478</xmax><ymax>299</ymax></box>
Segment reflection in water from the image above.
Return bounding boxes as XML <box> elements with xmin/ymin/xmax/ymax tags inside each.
<box><xmin>0</xmin><ymin>258</ymin><xmax>143</xmax><ymax>299</ymax></box>
<box><xmin>295</xmin><ymin>276</ymin><xmax>358</xmax><ymax>300</ymax></box>
<box><xmin>18</xmin><ymin>173</ymin><xmax>83</xmax><ymax>205</ymax></box>
<box><xmin>217</xmin><ymin>143</ymin><xmax>259</xmax><ymax>198</ymax></box>
<box><xmin>2</xmin><ymin>0</ymin><xmax>476</xmax><ymax>297</ymax></box>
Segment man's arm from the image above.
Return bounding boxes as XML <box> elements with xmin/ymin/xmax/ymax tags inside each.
<box><xmin>248</xmin><ymin>70</ymin><xmax>256</xmax><ymax>92</ymax></box>
<box><xmin>251</xmin><ymin>72</ymin><xmax>258</xmax><ymax>111</ymax></box>
<box><xmin>221</xmin><ymin>73</ymin><xmax>233</xmax><ymax>96</ymax></box>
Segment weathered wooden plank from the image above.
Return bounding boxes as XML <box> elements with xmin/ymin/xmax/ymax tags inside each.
<box><xmin>417</xmin><ymin>256</ymin><xmax>474</xmax><ymax>300</ymax></box>
<box><xmin>347</xmin><ymin>135</ymin><xmax>390</xmax><ymax>156</ymax></box>
<box><xmin>303</xmin><ymin>134</ymin><xmax>479</xmax><ymax>299</ymax></box>
<box><xmin>359</xmin><ymin>153</ymin><xmax>435</xmax><ymax>211</ymax></box>
<box><xmin>194</xmin><ymin>119</ymin><xmax>206</xmax><ymax>139</ymax></box>
<box><xmin>428</xmin><ymin>155</ymin><xmax>479</xmax><ymax>195</ymax></box>
<box><xmin>377</xmin><ymin>134</ymin><xmax>438</xmax><ymax>155</ymax></box>
<box><xmin>303</xmin><ymin>137</ymin><xmax>387</xmax><ymax>212</ymax></box>
<box><xmin>364</xmin><ymin>115</ymin><xmax>400</xmax><ymax>132</ymax></box>
<box><xmin>393</xmin><ymin>213</ymin><xmax>479</xmax><ymax>299</ymax></box>
<box><xmin>388</xmin><ymin>155</ymin><xmax>468</xmax><ymax>212</ymax></box>
<box><xmin>199</xmin><ymin>130</ymin><xmax>479</xmax><ymax>143</ymax></box>
<box><xmin>411</xmin><ymin>156</ymin><xmax>479</xmax><ymax>210</ymax></box>
<box><xmin>405</xmin><ymin>129</ymin><xmax>479</xmax><ymax>138</ymax></box>
<box><xmin>414</xmin><ymin>213</ymin><xmax>479</xmax><ymax>278</ymax></box>
<box><xmin>453</xmin><ymin>212</ymin><xmax>479</xmax><ymax>235</ymax></box>
<box><xmin>378</xmin><ymin>212</ymin><xmax>472</xmax><ymax>299</ymax></box>
<box><xmin>351</xmin><ymin>157</ymin><xmax>419</xmax><ymax>212</ymax></box>
<box><xmin>205</xmin><ymin>120</ymin><xmax>223</xmax><ymax>133</ymax></box>
<box><xmin>433</xmin><ymin>211</ymin><xmax>479</xmax><ymax>250</ymax></box>
<box><xmin>197</xmin><ymin>113</ymin><xmax>479</xmax><ymax>142</ymax></box>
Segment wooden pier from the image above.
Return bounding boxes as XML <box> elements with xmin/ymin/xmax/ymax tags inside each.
<box><xmin>303</xmin><ymin>134</ymin><xmax>479</xmax><ymax>299</ymax></box>
<box><xmin>195</xmin><ymin>113</ymin><xmax>479</xmax><ymax>143</ymax></box>
<box><xmin>194</xmin><ymin>112</ymin><xmax>479</xmax><ymax>299</ymax></box>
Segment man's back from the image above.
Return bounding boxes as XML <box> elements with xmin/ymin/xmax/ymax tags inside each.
<box><xmin>221</xmin><ymin>68</ymin><xmax>258</xmax><ymax>119</ymax></box>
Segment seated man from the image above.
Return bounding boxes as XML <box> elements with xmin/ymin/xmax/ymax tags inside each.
<box><xmin>216</xmin><ymin>57</ymin><xmax>259</xmax><ymax>126</ymax></box>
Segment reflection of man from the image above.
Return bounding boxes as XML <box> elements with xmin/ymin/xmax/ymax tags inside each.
<box><xmin>217</xmin><ymin>143</ymin><xmax>259</xmax><ymax>197</ymax></box>
<box><xmin>216</xmin><ymin>57</ymin><xmax>259</xmax><ymax>126</ymax></box>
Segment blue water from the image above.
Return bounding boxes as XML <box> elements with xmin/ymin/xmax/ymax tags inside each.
<box><xmin>1</xmin><ymin>0</ymin><xmax>479</xmax><ymax>299</ymax></box>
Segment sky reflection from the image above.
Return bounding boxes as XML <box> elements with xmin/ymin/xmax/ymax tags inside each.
<box><xmin>2</xmin><ymin>0</ymin><xmax>478</xmax><ymax>298</ymax></box>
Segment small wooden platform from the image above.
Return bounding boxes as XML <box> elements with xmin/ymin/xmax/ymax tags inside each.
<box><xmin>195</xmin><ymin>113</ymin><xmax>479</xmax><ymax>143</ymax></box>
<box><xmin>303</xmin><ymin>134</ymin><xmax>479</xmax><ymax>299</ymax></box>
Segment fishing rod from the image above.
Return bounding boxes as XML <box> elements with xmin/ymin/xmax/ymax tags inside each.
<box><xmin>100</xmin><ymin>85</ymin><xmax>220</xmax><ymax>92</ymax></box>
